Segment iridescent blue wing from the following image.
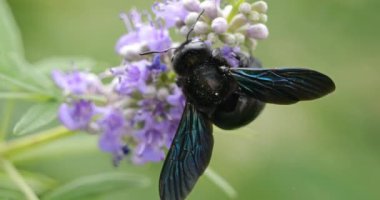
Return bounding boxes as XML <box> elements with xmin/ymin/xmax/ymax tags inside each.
<box><xmin>159</xmin><ymin>102</ymin><xmax>213</xmax><ymax>200</ymax></box>
<box><xmin>230</xmin><ymin>68</ymin><xmax>335</xmax><ymax>105</ymax></box>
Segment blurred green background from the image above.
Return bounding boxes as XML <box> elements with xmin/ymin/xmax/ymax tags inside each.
<box><xmin>2</xmin><ymin>0</ymin><xmax>380</xmax><ymax>199</ymax></box>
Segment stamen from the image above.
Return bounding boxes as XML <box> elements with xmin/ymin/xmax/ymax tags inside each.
<box><xmin>119</xmin><ymin>12</ymin><xmax>133</xmax><ymax>32</ymax></box>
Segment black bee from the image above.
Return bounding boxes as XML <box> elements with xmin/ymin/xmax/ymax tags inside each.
<box><xmin>141</xmin><ymin>14</ymin><xmax>335</xmax><ymax>200</ymax></box>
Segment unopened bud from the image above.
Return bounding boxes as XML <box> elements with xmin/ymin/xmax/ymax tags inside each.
<box><xmin>200</xmin><ymin>0</ymin><xmax>218</xmax><ymax>19</ymax></box>
<box><xmin>252</xmin><ymin>1</ymin><xmax>268</xmax><ymax>13</ymax></box>
<box><xmin>259</xmin><ymin>14</ymin><xmax>268</xmax><ymax>23</ymax></box>
<box><xmin>185</xmin><ymin>12</ymin><xmax>201</xmax><ymax>26</ymax></box>
<box><xmin>246</xmin><ymin>23</ymin><xmax>269</xmax><ymax>40</ymax></box>
<box><xmin>239</xmin><ymin>2</ymin><xmax>252</xmax><ymax>15</ymax></box>
<box><xmin>211</xmin><ymin>17</ymin><xmax>228</xmax><ymax>34</ymax></box>
<box><xmin>247</xmin><ymin>11</ymin><xmax>260</xmax><ymax>22</ymax></box>
<box><xmin>194</xmin><ymin>21</ymin><xmax>209</xmax><ymax>34</ymax></box>
<box><xmin>219</xmin><ymin>33</ymin><xmax>236</xmax><ymax>46</ymax></box>
<box><xmin>142</xmin><ymin>85</ymin><xmax>157</xmax><ymax>99</ymax></box>
<box><xmin>183</xmin><ymin>0</ymin><xmax>201</xmax><ymax>12</ymax></box>
<box><xmin>157</xmin><ymin>88</ymin><xmax>169</xmax><ymax>101</ymax></box>
<box><xmin>235</xmin><ymin>33</ymin><xmax>245</xmax><ymax>44</ymax></box>
<box><xmin>207</xmin><ymin>32</ymin><xmax>217</xmax><ymax>42</ymax></box>
<box><xmin>124</xmin><ymin>109</ymin><xmax>136</xmax><ymax>120</ymax></box>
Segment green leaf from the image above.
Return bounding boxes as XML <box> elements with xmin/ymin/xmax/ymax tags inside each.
<box><xmin>13</xmin><ymin>103</ymin><xmax>59</xmax><ymax>136</ymax></box>
<box><xmin>0</xmin><ymin>189</ymin><xmax>24</xmax><ymax>200</ymax></box>
<box><xmin>0</xmin><ymin>71</ymin><xmax>49</xmax><ymax>95</ymax></box>
<box><xmin>0</xmin><ymin>0</ymin><xmax>24</xmax><ymax>56</ymax></box>
<box><xmin>42</xmin><ymin>172</ymin><xmax>150</xmax><ymax>200</ymax></box>
<box><xmin>0</xmin><ymin>170</ymin><xmax>57</xmax><ymax>199</ymax></box>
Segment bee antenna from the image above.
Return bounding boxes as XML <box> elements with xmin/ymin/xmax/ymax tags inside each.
<box><xmin>139</xmin><ymin>47</ymin><xmax>178</xmax><ymax>56</ymax></box>
<box><xmin>186</xmin><ymin>9</ymin><xmax>205</xmax><ymax>42</ymax></box>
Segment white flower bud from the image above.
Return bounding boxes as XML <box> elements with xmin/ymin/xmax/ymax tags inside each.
<box><xmin>229</xmin><ymin>13</ymin><xmax>247</xmax><ymax>31</ymax></box>
<box><xmin>183</xmin><ymin>0</ymin><xmax>201</xmax><ymax>12</ymax></box>
<box><xmin>157</xmin><ymin>87</ymin><xmax>169</xmax><ymax>101</ymax></box>
<box><xmin>235</xmin><ymin>33</ymin><xmax>245</xmax><ymax>44</ymax></box>
<box><xmin>207</xmin><ymin>32</ymin><xmax>217</xmax><ymax>42</ymax></box>
<box><xmin>200</xmin><ymin>0</ymin><xmax>218</xmax><ymax>19</ymax></box>
<box><xmin>211</xmin><ymin>17</ymin><xmax>228</xmax><ymax>34</ymax></box>
<box><xmin>142</xmin><ymin>85</ymin><xmax>156</xmax><ymax>99</ymax></box>
<box><xmin>252</xmin><ymin>1</ymin><xmax>268</xmax><ymax>13</ymax></box>
<box><xmin>246</xmin><ymin>23</ymin><xmax>269</xmax><ymax>40</ymax></box>
<box><xmin>194</xmin><ymin>21</ymin><xmax>209</xmax><ymax>34</ymax></box>
<box><xmin>185</xmin><ymin>12</ymin><xmax>200</xmax><ymax>26</ymax></box>
<box><xmin>247</xmin><ymin>11</ymin><xmax>260</xmax><ymax>22</ymax></box>
<box><xmin>239</xmin><ymin>2</ymin><xmax>252</xmax><ymax>15</ymax></box>
<box><xmin>124</xmin><ymin>109</ymin><xmax>136</xmax><ymax>120</ymax></box>
<box><xmin>219</xmin><ymin>33</ymin><xmax>236</xmax><ymax>46</ymax></box>
<box><xmin>180</xmin><ymin>26</ymin><xmax>190</xmax><ymax>36</ymax></box>
<box><xmin>259</xmin><ymin>14</ymin><xmax>268</xmax><ymax>23</ymax></box>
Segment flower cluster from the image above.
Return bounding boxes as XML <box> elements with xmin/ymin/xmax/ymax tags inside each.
<box><xmin>154</xmin><ymin>0</ymin><xmax>268</xmax><ymax>49</ymax></box>
<box><xmin>53</xmin><ymin>0</ymin><xmax>269</xmax><ymax>166</ymax></box>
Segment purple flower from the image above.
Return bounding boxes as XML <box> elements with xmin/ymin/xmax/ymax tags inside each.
<box><xmin>97</xmin><ymin>108</ymin><xmax>128</xmax><ymax>166</ymax></box>
<box><xmin>221</xmin><ymin>46</ymin><xmax>241</xmax><ymax>68</ymax></box>
<box><xmin>116</xmin><ymin>12</ymin><xmax>171</xmax><ymax>60</ymax></box>
<box><xmin>58</xmin><ymin>100</ymin><xmax>94</xmax><ymax>130</ymax></box>
<box><xmin>114</xmin><ymin>60</ymin><xmax>150</xmax><ymax>95</ymax></box>
<box><xmin>153</xmin><ymin>1</ymin><xmax>189</xmax><ymax>28</ymax></box>
<box><xmin>148</xmin><ymin>55</ymin><xmax>167</xmax><ymax>71</ymax></box>
<box><xmin>133</xmin><ymin>143</ymin><xmax>165</xmax><ymax>164</ymax></box>
<box><xmin>130</xmin><ymin>108</ymin><xmax>166</xmax><ymax>164</ymax></box>
<box><xmin>52</xmin><ymin>70</ymin><xmax>100</xmax><ymax>95</ymax></box>
<box><xmin>246</xmin><ymin>23</ymin><xmax>269</xmax><ymax>40</ymax></box>
<box><xmin>53</xmin><ymin>1</ymin><xmax>271</xmax><ymax>167</ymax></box>
<box><xmin>167</xmin><ymin>86</ymin><xmax>185</xmax><ymax>106</ymax></box>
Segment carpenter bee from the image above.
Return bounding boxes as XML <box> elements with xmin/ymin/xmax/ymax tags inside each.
<box><xmin>141</xmin><ymin>16</ymin><xmax>335</xmax><ymax>200</ymax></box>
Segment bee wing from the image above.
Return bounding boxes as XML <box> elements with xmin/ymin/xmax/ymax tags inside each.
<box><xmin>159</xmin><ymin>102</ymin><xmax>213</xmax><ymax>200</ymax></box>
<box><xmin>230</xmin><ymin>68</ymin><xmax>335</xmax><ymax>105</ymax></box>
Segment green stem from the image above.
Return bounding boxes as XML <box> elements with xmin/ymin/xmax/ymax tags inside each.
<box><xmin>0</xmin><ymin>158</ymin><xmax>40</xmax><ymax>200</ymax></box>
<box><xmin>0</xmin><ymin>99</ymin><xmax>14</xmax><ymax>140</ymax></box>
<box><xmin>0</xmin><ymin>126</ymin><xmax>75</xmax><ymax>157</ymax></box>
<box><xmin>227</xmin><ymin>0</ymin><xmax>245</xmax><ymax>22</ymax></box>
<box><xmin>204</xmin><ymin>167</ymin><xmax>238</xmax><ymax>199</ymax></box>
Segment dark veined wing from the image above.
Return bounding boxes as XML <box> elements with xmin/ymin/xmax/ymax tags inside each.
<box><xmin>159</xmin><ymin>102</ymin><xmax>213</xmax><ymax>200</ymax></box>
<box><xmin>230</xmin><ymin>68</ymin><xmax>335</xmax><ymax>105</ymax></box>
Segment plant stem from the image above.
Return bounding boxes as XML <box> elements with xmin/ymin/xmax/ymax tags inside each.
<box><xmin>0</xmin><ymin>158</ymin><xmax>40</xmax><ymax>200</ymax></box>
<box><xmin>0</xmin><ymin>126</ymin><xmax>75</xmax><ymax>157</ymax></box>
<box><xmin>204</xmin><ymin>167</ymin><xmax>238</xmax><ymax>199</ymax></box>
<box><xmin>227</xmin><ymin>0</ymin><xmax>244</xmax><ymax>22</ymax></box>
<box><xmin>0</xmin><ymin>98</ymin><xmax>14</xmax><ymax>140</ymax></box>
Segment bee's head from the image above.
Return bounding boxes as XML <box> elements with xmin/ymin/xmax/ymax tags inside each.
<box><xmin>172</xmin><ymin>38</ymin><xmax>212</xmax><ymax>75</ymax></box>
<box><xmin>139</xmin><ymin>10</ymin><xmax>209</xmax><ymax>75</ymax></box>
